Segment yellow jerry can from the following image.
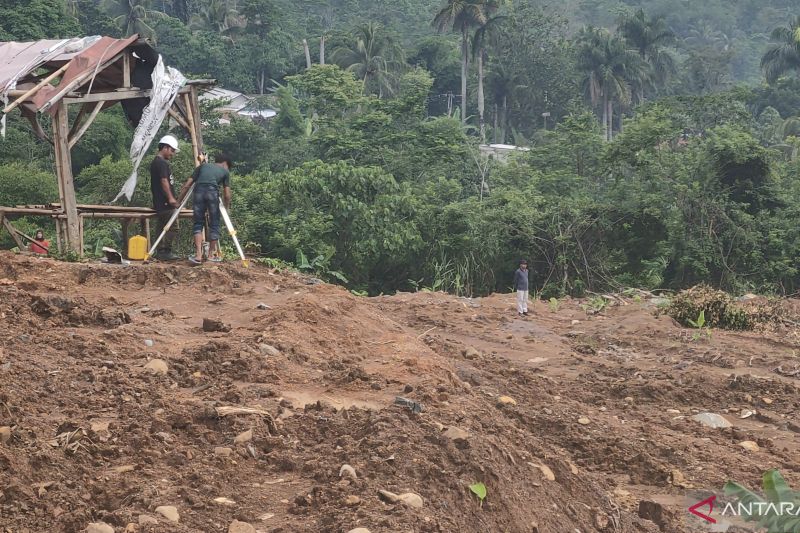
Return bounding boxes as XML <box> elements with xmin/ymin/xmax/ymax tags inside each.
<box><xmin>128</xmin><ymin>235</ymin><xmax>148</xmax><ymax>260</ymax></box>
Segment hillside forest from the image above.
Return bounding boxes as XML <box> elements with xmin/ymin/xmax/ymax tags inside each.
<box><xmin>2</xmin><ymin>0</ymin><xmax>800</xmax><ymax>297</ymax></box>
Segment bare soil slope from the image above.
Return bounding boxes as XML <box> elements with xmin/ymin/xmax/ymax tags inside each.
<box><xmin>1</xmin><ymin>252</ymin><xmax>798</xmax><ymax>533</ymax></box>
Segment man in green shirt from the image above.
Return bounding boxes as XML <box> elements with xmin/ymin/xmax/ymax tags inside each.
<box><xmin>178</xmin><ymin>153</ymin><xmax>233</xmax><ymax>264</ymax></box>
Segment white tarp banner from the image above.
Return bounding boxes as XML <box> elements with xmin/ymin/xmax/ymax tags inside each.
<box><xmin>114</xmin><ymin>55</ymin><xmax>186</xmax><ymax>201</ymax></box>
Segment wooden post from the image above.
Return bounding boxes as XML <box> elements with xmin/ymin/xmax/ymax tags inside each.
<box><xmin>143</xmin><ymin>217</ymin><xmax>151</xmax><ymax>250</ymax></box>
<box><xmin>52</xmin><ymin>103</ymin><xmax>81</xmax><ymax>253</ymax></box>
<box><xmin>122</xmin><ymin>52</ymin><xmax>131</xmax><ymax>88</ymax></box>
<box><xmin>121</xmin><ymin>219</ymin><xmax>130</xmax><ymax>258</ymax></box>
<box><xmin>55</xmin><ymin>219</ymin><xmax>62</xmax><ymax>253</ymax></box>
<box><xmin>78</xmin><ymin>215</ymin><xmax>84</xmax><ymax>257</ymax></box>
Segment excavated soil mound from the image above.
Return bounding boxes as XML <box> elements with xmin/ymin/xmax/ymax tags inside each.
<box><xmin>1</xmin><ymin>252</ymin><xmax>799</xmax><ymax>532</ymax></box>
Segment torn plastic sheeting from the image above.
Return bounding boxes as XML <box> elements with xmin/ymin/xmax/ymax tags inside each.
<box><xmin>114</xmin><ymin>56</ymin><xmax>186</xmax><ymax>202</ymax></box>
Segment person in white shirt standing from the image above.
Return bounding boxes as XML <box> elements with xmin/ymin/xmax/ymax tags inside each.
<box><xmin>513</xmin><ymin>259</ymin><xmax>529</xmax><ymax>317</ymax></box>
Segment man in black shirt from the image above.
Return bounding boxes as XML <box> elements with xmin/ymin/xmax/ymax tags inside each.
<box><xmin>150</xmin><ymin>135</ymin><xmax>180</xmax><ymax>260</ymax></box>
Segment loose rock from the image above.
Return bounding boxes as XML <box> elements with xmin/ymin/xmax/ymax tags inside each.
<box><xmin>86</xmin><ymin>523</ymin><xmax>114</xmax><ymax>533</ymax></box>
<box><xmin>214</xmin><ymin>497</ymin><xmax>237</xmax><ymax>506</ymax></box>
<box><xmin>0</xmin><ymin>426</ymin><xmax>11</xmax><ymax>443</ymax></box>
<box><xmin>497</xmin><ymin>396</ymin><xmax>517</xmax><ymax>406</ymax></box>
<box><xmin>202</xmin><ymin>318</ymin><xmax>231</xmax><ymax>332</ymax></box>
<box><xmin>535</xmin><ymin>464</ymin><xmax>556</xmax><ymax>481</ymax></box>
<box><xmin>144</xmin><ymin>339</ymin><xmax>154</xmax><ymax>347</ymax></box>
<box><xmin>738</xmin><ymin>441</ymin><xmax>760</xmax><ymax>452</ymax></box>
<box><xmin>259</xmin><ymin>343</ymin><xmax>280</xmax><ymax>357</ymax></box>
<box><xmin>214</xmin><ymin>447</ymin><xmax>233</xmax><ymax>457</ymax></box>
<box><xmin>138</xmin><ymin>515</ymin><xmax>158</xmax><ymax>526</ymax></box>
<box><xmin>234</xmin><ymin>429</ymin><xmax>253</xmax><ymax>444</ymax></box>
<box><xmin>345</xmin><ymin>495</ymin><xmax>361</xmax><ymax>506</ymax></box>
<box><xmin>228</xmin><ymin>520</ymin><xmax>256</xmax><ymax>533</ymax></box>
<box><xmin>340</xmin><ymin>464</ymin><xmax>357</xmax><ymax>480</ymax></box>
<box><xmin>347</xmin><ymin>529</ymin><xmax>372</xmax><ymax>533</ymax></box>
<box><xmin>378</xmin><ymin>490</ymin><xmax>424</xmax><ymax>508</ymax></box>
<box><xmin>144</xmin><ymin>359</ymin><xmax>168</xmax><ymax>375</ymax></box>
<box><xmin>443</xmin><ymin>426</ymin><xmax>470</xmax><ymax>440</ymax></box>
<box><xmin>692</xmin><ymin>412</ymin><xmax>732</xmax><ymax>429</ymax></box>
<box><xmin>578</xmin><ymin>417</ymin><xmax>591</xmax><ymax>425</ymax></box>
<box><xmin>155</xmin><ymin>505</ymin><xmax>179</xmax><ymax>523</ymax></box>
<box><xmin>463</xmin><ymin>347</ymin><xmax>480</xmax><ymax>359</ymax></box>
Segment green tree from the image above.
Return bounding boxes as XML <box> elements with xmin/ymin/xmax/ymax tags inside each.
<box><xmin>188</xmin><ymin>0</ymin><xmax>244</xmax><ymax>39</ymax></box>
<box><xmin>576</xmin><ymin>27</ymin><xmax>647</xmax><ymax>141</ymax></box>
<box><xmin>0</xmin><ymin>0</ymin><xmax>81</xmax><ymax>40</ymax></box>
<box><xmin>618</xmin><ymin>8</ymin><xmax>676</xmax><ymax>99</ymax></box>
<box><xmin>102</xmin><ymin>0</ymin><xmax>165</xmax><ymax>38</ymax></box>
<box><xmin>472</xmin><ymin>12</ymin><xmax>504</xmax><ymax>142</ymax></box>
<box><xmin>761</xmin><ymin>16</ymin><xmax>800</xmax><ymax>83</ymax></box>
<box><xmin>433</xmin><ymin>0</ymin><xmax>493</xmax><ymax>124</ymax></box>
<box><xmin>332</xmin><ymin>22</ymin><xmax>406</xmax><ymax>97</ymax></box>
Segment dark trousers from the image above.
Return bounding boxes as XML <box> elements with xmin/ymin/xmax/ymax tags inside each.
<box><xmin>156</xmin><ymin>210</ymin><xmax>178</xmax><ymax>253</ymax></box>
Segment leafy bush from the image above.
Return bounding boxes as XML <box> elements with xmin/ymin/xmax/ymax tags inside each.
<box><xmin>666</xmin><ymin>285</ymin><xmax>750</xmax><ymax>330</ymax></box>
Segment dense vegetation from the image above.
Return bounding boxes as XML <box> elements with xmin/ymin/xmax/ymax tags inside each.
<box><xmin>2</xmin><ymin>0</ymin><xmax>800</xmax><ymax>296</ymax></box>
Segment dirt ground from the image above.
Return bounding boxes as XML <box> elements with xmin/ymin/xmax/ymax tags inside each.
<box><xmin>1</xmin><ymin>251</ymin><xmax>799</xmax><ymax>533</ymax></box>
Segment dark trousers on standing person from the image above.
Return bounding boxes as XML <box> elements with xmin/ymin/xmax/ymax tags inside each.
<box><xmin>156</xmin><ymin>209</ymin><xmax>178</xmax><ymax>257</ymax></box>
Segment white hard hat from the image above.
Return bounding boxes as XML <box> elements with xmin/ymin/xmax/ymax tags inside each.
<box><xmin>158</xmin><ymin>135</ymin><xmax>180</xmax><ymax>152</ymax></box>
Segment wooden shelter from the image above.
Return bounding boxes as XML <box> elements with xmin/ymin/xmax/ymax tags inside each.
<box><xmin>0</xmin><ymin>35</ymin><xmax>213</xmax><ymax>255</ymax></box>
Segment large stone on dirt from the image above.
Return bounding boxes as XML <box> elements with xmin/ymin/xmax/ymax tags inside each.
<box><xmin>144</xmin><ymin>359</ymin><xmax>168</xmax><ymax>375</ymax></box>
<box><xmin>443</xmin><ymin>426</ymin><xmax>470</xmax><ymax>440</ymax></box>
<box><xmin>155</xmin><ymin>505</ymin><xmax>179</xmax><ymax>522</ymax></box>
<box><xmin>203</xmin><ymin>318</ymin><xmax>231</xmax><ymax>332</ymax></box>
<box><xmin>497</xmin><ymin>396</ymin><xmax>517</xmax><ymax>406</ymax></box>
<box><xmin>138</xmin><ymin>515</ymin><xmax>158</xmax><ymax>526</ymax></box>
<box><xmin>234</xmin><ymin>429</ymin><xmax>253</xmax><ymax>444</ymax></box>
<box><xmin>692</xmin><ymin>412</ymin><xmax>732</xmax><ymax>429</ymax></box>
<box><xmin>738</xmin><ymin>440</ymin><xmax>760</xmax><ymax>452</ymax></box>
<box><xmin>346</xmin><ymin>529</ymin><xmax>371</xmax><ymax>533</ymax></box>
<box><xmin>86</xmin><ymin>523</ymin><xmax>114</xmax><ymax>533</ymax></box>
<box><xmin>214</xmin><ymin>447</ymin><xmax>233</xmax><ymax>457</ymax></box>
<box><xmin>339</xmin><ymin>464</ymin><xmax>357</xmax><ymax>480</ymax></box>
<box><xmin>259</xmin><ymin>343</ymin><xmax>280</xmax><ymax>357</ymax></box>
<box><xmin>228</xmin><ymin>520</ymin><xmax>256</xmax><ymax>533</ymax></box>
<box><xmin>378</xmin><ymin>490</ymin><xmax>424</xmax><ymax>509</ymax></box>
<box><xmin>0</xmin><ymin>426</ymin><xmax>11</xmax><ymax>443</ymax></box>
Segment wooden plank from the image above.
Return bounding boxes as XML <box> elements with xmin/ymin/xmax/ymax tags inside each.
<box><xmin>2</xmin><ymin>217</ymin><xmax>26</xmax><ymax>250</ymax></box>
<box><xmin>78</xmin><ymin>215</ymin><xmax>84</xmax><ymax>258</ymax></box>
<box><xmin>63</xmin><ymin>89</ymin><xmax>150</xmax><ymax>104</ymax></box>
<box><xmin>2</xmin><ymin>63</ymin><xmax>70</xmax><ymax>114</ymax></box>
<box><xmin>68</xmin><ymin>101</ymin><xmax>104</xmax><ymax>149</ymax></box>
<box><xmin>55</xmin><ymin>220</ymin><xmax>62</xmax><ymax>253</ymax></box>
<box><xmin>0</xmin><ymin>208</ymin><xmax>61</xmax><ymax>215</ymax></box>
<box><xmin>121</xmin><ymin>218</ymin><xmax>129</xmax><ymax>257</ymax></box>
<box><xmin>53</xmin><ymin>102</ymin><xmax>81</xmax><ymax>253</ymax></box>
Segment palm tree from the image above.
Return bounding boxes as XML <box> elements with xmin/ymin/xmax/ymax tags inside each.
<box><xmin>618</xmin><ymin>8</ymin><xmax>676</xmax><ymax>99</ymax></box>
<box><xmin>433</xmin><ymin>0</ymin><xmax>492</xmax><ymax>124</ymax></box>
<box><xmin>761</xmin><ymin>16</ymin><xmax>800</xmax><ymax>84</ymax></box>
<box><xmin>472</xmin><ymin>11</ymin><xmax>504</xmax><ymax>142</ymax></box>
<box><xmin>189</xmin><ymin>0</ymin><xmax>245</xmax><ymax>38</ymax></box>
<box><xmin>486</xmin><ymin>60</ymin><xmax>524</xmax><ymax>143</ymax></box>
<box><xmin>332</xmin><ymin>23</ymin><xmax>405</xmax><ymax>98</ymax></box>
<box><xmin>576</xmin><ymin>27</ymin><xmax>647</xmax><ymax>141</ymax></box>
<box><xmin>103</xmin><ymin>0</ymin><xmax>164</xmax><ymax>38</ymax></box>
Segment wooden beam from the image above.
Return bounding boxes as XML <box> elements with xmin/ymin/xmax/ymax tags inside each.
<box><xmin>55</xmin><ymin>219</ymin><xmax>62</xmax><ymax>253</ymax></box>
<box><xmin>167</xmin><ymin>106</ymin><xmax>190</xmax><ymax>132</ymax></box>
<box><xmin>68</xmin><ymin>101</ymin><xmax>103</xmax><ymax>149</ymax></box>
<box><xmin>21</xmin><ymin>110</ymin><xmax>52</xmax><ymax>144</ymax></box>
<box><xmin>2</xmin><ymin>63</ymin><xmax>70</xmax><ymax>114</ymax></box>
<box><xmin>123</xmin><ymin>52</ymin><xmax>131</xmax><ymax>88</ymax></box>
<box><xmin>183</xmin><ymin>93</ymin><xmax>201</xmax><ymax>163</ymax></box>
<box><xmin>2</xmin><ymin>217</ymin><xmax>26</xmax><ymax>250</ymax></box>
<box><xmin>52</xmin><ymin>102</ymin><xmax>81</xmax><ymax>253</ymax></box>
<box><xmin>67</xmin><ymin>103</ymin><xmax>89</xmax><ymax>139</ymax></box>
<box><xmin>63</xmin><ymin>89</ymin><xmax>150</xmax><ymax>104</ymax></box>
<box><xmin>189</xmin><ymin>86</ymin><xmax>205</xmax><ymax>150</ymax></box>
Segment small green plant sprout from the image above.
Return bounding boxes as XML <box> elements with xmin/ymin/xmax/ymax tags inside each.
<box><xmin>548</xmin><ymin>297</ymin><xmax>560</xmax><ymax>313</ymax></box>
<box><xmin>687</xmin><ymin>310</ymin><xmax>712</xmax><ymax>341</ymax></box>
<box><xmin>687</xmin><ymin>310</ymin><xmax>706</xmax><ymax>329</ymax></box>
<box><xmin>469</xmin><ymin>482</ymin><xmax>487</xmax><ymax>507</ymax></box>
<box><xmin>581</xmin><ymin>295</ymin><xmax>608</xmax><ymax>315</ymax></box>
<box><xmin>350</xmin><ymin>289</ymin><xmax>368</xmax><ymax>297</ymax></box>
